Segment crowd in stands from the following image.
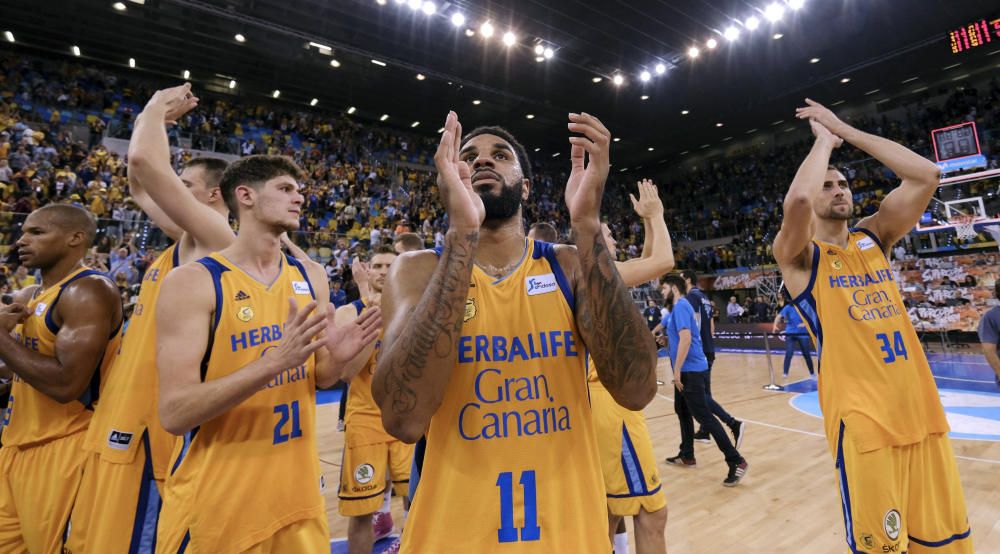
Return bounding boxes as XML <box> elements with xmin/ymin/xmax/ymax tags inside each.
<box><xmin>1</xmin><ymin>52</ymin><xmax>999</xmax><ymax>301</ymax></box>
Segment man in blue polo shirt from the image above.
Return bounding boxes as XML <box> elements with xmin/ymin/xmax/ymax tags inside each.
<box><xmin>977</xmin><ymin>281</ymin><xmax>1000</xmax><ymax>388</ymax></box>
<box><xmin>774</xmin><ymin>299</ymin><xmax>815</xmax><ymax>381</ymax></box>
<box><xmin>661</xmin><ymin>274</ymin><xmax>748</xmax><ymax>487</ymax></box>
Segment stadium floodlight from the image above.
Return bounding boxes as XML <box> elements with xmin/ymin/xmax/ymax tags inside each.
<box><xmin>465</xmin><ymin>29</ymin><xmax>475</xmax><ymax>37</ymax></box>
<box><xmin>394</xmin><ymin>0</ymin><xmax>404</xmax><ymax>3</ymax></box>
<box><xmin>421</xmin><ymin>2</ymin><xmax>436</xmax><ymax>15</ymax></box>
<box><xmin>182</xmin><ymin>69</ymin><xmax>190</xmax><ymax>79</ymax></box>
<box><xmin>416</xmin><ymin>73</ymin><xmax>426</xmax><ymax>80</ymax></box>
<box><xmin>502</xmin><ymin>31</ymin><xmax>516</xmax><ymax>46</ymax></box>
<box><xmin>543</xmin><ymin>47</ymin><xmax>554</xmax><ymax>59</ymax></box>
<box><xmin>526</xmin><ymin>114</ymin><xmax>535</xmax><ymax>119</ymax></box>
<box><xmin>716</xmin><ymin>122</ymin><xmax>723</xmax><ymax>127</ymax></box>
<box><xmin>810</xmin><ymin>57</ymin><xmax>820</xmax><ymax>63</ymax></box>
<box><xmin>472</xmin><ymin>99</ymin><xmax>482</xmax><ymax>105</ymax></box>
<box><xmin>648</xmin><ymin>147</ymin><xmax>654</xmax><ymax>151</ymax></box>
<box><xmin>438</xmin><ymin>127</ymin><xmax>445</xmax><ymax>133</ymax></box>
<box><xmin>113</xmin><ymin>2</ymin><xmax>127</xmax><ymax>11</ymax></box>
<box><xmin>380</xmin><ymin>114</ymin><xmax>389</xmax><ymax>121</ymax></box>
<box><xmin>72</xmin><ymin>45</ymin><xmax>81</xmax><ymax>56</ymax></box>
<box><xmin>411</xmin><ymin>121</ymin><xmax>420</xmax><ymax>128</ymax></box>
<box><xmin>641</xmin><ymin>95</ymin><xmax>649</xmax><ymax>100</ymax></box>
<box><xmin>655</xmin><ymin>63</ymin><xmax>666</xmax><ymax>74</ymax></box>
<box><xmin>640</xmin><ymin>70</ymin><xmax>651</xmax><ymax>82</ymax></box>
<box><xmin>535</xmin><ymin>44</ymin><xmax>544</xmax><ymax>55</ymax></box>
<box><xmin>347</xmin><ymin>106</ymin><xmax>357</xmax><ymax>114</ymax></box>
<box><xmin>706</xmin><ymin>38</ymin><xmax>718</xmax><ymax>49</ymax></box>
<box><xmin>480</xmin><ymin>21</ymin><xmax>494</xmax><ymax>38</ymax></box>
<box><xmin>724</xmin><ymin>26</ymin><xmax>739</xmax><ymax>41</ymax></box>
<box><xmin>840</xmin><ymin>77</ymin><xmax>851</xmax><ymax>83</ymax></box>
<box><xmin>376</xmin><ymin>0</ymin><xmax>387</xmax><ymax>5</ymax></box>
<box><xmin>407</xmin><ymin>0</ymin><xmax>421</xmax><ymax>10</ymax></box>
<box><xmin>234</xmin><ymin>33</ymin><xmax>246</xmax><ymax>42</ymax></box>
<box><xmin>613</xmin><ymin>137</ymin><xmax>621</xmax><ymax>142</ymax></box>
<box><xmin>773</xmin><ymin>33</ymin><xmax>784</xmax><ymax>39</ymax></box>
<box><xmin>787</xmin><ymin>0</ymin><xmax>805</xmax><ymax>10</ymax></box>
<box><xmin>745</xmin><ymin>16</ymin><xmax>760</xmax><ymax>30</ymax></box>
<box><xmin>228</xmin><ymin>80</ymin><xmax>236</xmax><ymax>89</ymax></box>
<box><xmin>450</xmin><ymin>12</ymin><xmax>465</xmax><ymax>27</ymax></box>
<box><xmin>128</xmin><ymin>57</ymin><xmax>136</xmax><ymax>68</ymax></box>
<box><xmin>330</xmin><ymin>59</ymin><xmax>341</xmax><ymax>68</ymax></box>
<box><xmin>764</xmin><ymin>2</ymin><xmax>785</xmax><ymax>22</ymax></box>
<box><xmin>612</xmin><ymin>74</ymin><xmax>624</xmax><ymax>86</ymax></box>
<box><xmin>371</xmin><ymin>59</ymin><xmax>387</xmax><ymax>66</ymax></box>
<box><xmin>687</xmin><ymin>47</ymin><xmax>700</xmax><ymax>59</ymax></box>
<box><xmin>592</xmin><ymin>77</ymin><xmax>603</xmax><ymax>83</ymax></box>
<box><xmin>535</xmin><ymin>56</ymin><xmax>544</xmax><ymax>62</ymax></box>
<box><xmin>681</xmin><ymin>110</ymin><xmax>689</xmax><ymax>115</ymax></box>
<box><xmin>272</xmin><ymin>90</ymin><xmax>280</xmax><ymax>98</ymax></box>
<box><xmin>4</xmin><ymin>31</ymin><xmax>13</xmax><ymax>43</ymax></box>
<box><xmin>310</xmin><ymin>98</ymin><xmax>319</xmax><ymax>106</ymax></box>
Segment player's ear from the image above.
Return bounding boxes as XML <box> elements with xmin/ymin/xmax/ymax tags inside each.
<box><xmin>521</xmin><ymin>178</ymin><xmax>530</xmax><ymax>201</ymax></box>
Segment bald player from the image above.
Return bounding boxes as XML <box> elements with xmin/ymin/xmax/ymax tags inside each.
<box><xmin>0</xmin><ymin>204</ymin><xmax>123</xmax><ymax>553</ymax></box>
<box><xmin>67</xmin><ymin>83</ymin><xmax>234</xmax><ymax>553</ymax></box>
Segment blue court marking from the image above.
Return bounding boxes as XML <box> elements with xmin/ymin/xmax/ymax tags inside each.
<box><xmin>317</xmin><ymin>388</ymin><xmax>344</xmax><ymax>405</ymax></box>
<box><xmin>330</xmin><ymin>535</ymin><xmax>398</xmax><ymax>553</ymax></box>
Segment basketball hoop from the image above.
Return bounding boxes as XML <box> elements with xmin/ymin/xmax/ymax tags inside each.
<box><xmin>951</xmin><ymin>214</ymin><xmax>978</xmax><ymax>240</ymax></box>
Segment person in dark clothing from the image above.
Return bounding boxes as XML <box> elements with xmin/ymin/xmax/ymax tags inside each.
<box><xmin>643</xmin><ymin>299</ymin><xmax>662</xmax><ymax>331</ymax></box>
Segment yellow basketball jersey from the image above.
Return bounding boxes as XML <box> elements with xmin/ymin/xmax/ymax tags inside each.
<box><xmin>84</xmin><ymin>245</ymin><xmax>178</xmax><ymax>477</ymax></box>
<box><xmin>787</xmin><ymin>229</ymin><xmax>949</xmax><ymax>454</ymax></box>
<box><xmin>400</xmin><ymin>240</ymin><xmax>608</xmax><ymax>553</ymax></box>
<box><xmin>1</xmin><ymin>268</ymin><xmax>122</xmax><ymax>448</ymax></box>
<box><xmin>343</xmin><ymin>299</ymin><xmax>390</xmax><ymax>441</ymax></box>
<box><xmin>162</xmin><ymin>253</ymin><xmax>324</xmax><ymax>553</ymax></box>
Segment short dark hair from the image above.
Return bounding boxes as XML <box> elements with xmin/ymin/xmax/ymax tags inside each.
<box><xmin>680</xmin><ymin>270</ymin><xmax>698</xmax><ymax>285</ymax></box>
<box><xmin>373</xmin><ymin>245</ymin><xmax>397</xmax><ymax>256</ymax></box>
<box><xmin>528</xmin><ymin>222</ymin><xmax>558</xmax><ymax>243</ymax></box>
<box><xmin>393</xmin><ymin>232</ymin><xmax>424</xmax><ymax>252</ymax></box>
<box><xmin>662</xmin><ymin>274</ymin><xmax>687</xmax><ymax>295</ymax></box>
<box><xmin>461</xmin><ymin>126</ymin><xmax>533</xmax><ymax>185</ymax></box>
<box><xmin>185</xmin><ymin>157</ymin><xmax>229</xmax><ymax>187</ymax></box>
<box><xmin>218</xmin><ymin>155</ymin><xmax>303</xmax><ymax>214</ymax></box>
<box><xmin>36</xmin><ymin>204</ymin><xmax>97</xmax><ymax>247</ymax></box>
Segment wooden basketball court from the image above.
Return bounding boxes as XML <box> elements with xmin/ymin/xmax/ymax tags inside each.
<box><xmin>318</xmin><ymin>351</ymin><xmax>1000</xmax><ymax>552</ymax></box>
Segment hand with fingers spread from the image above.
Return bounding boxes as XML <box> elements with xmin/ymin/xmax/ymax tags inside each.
<box><xmin>795</xmin><ymin>98</ymin><xmax>847</xmax><ymax>137</ymax></box>
<box><xmin>434</xmin><ymin>111</ymin><xmax>485</xmax><ymax>231</ymax></box>
<box><xmin>565</xmin><ymin>112</ymin><xmax>612</xmax><ymax>226</ymax></box>
<box><xmin>143</xmin><ymin>82</ymin><xmax>200</xmax><ymax>126</ymax></box>
<box><xmin>629</xmin><ymin>178</ymin><xmax>664</xmax><ymax>219</ymax></box>
<box><xmin>263</xmin><ymin>298</ymin><xmax>329</xmax><ymax>372</ymax></box>
<box><xmin>323</xmin><ymin>305</ymin><xmax>382</xmax><ymax>364</ymax></box>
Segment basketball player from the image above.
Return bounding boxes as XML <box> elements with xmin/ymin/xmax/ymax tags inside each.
<box><xmin>392</xmin><ymin>232</ymin><xmax>424</xmax><ymax>254</ymax></box>
<box><xmin>66</xmin><ymin>83</ymin><xmax>235</xmax><ymax>553</ymax></box>
<box><xmin>0</xmin><ymin>204</ymin><xmax>123</xmax><ymax>553</ymax></box>
<box><xmin>336</xmin><ymin>246</ymin><xmax>413</xmax><ymax>553</ymax></box>
<box><xmin>527</xmin><ymin>221</ymin><xmax>558</xmax><ymax>243</ymax></box>
<box><xmin>374</xmin><ymin>111</ymin><xmax>658</xmax><ymax>552</ymax></box>
<box><xmin>978</xmin><ymin>281</ymin><xmax>1000</xmax><ymax>387</ymax></box>
<box><xmin>153</xmin><ymin>155</ymin><xmax>382</xmax><ymax>553</ymax></box>
<box><xmin>588</xmin><ymin>178</ymin><xmax>673</xmax><ymax>554</ymax></box>
<box><xmin>774</xmin><ymin>99</ymin><xmax>971</xmax><ymax>553</ymax></box>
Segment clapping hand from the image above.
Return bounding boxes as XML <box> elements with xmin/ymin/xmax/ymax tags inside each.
<box><xmin>565</xmin><ymin>113</ymin><xmax>612</xmax><ymax>226</ymax></box>
<box><xmin>629</xmin><ymin>179</ymin><xmax>664</xmax><ymax>219</ymax></box>
<box><xmin>433</xmin><ymin>111</ymin><xmax>484</xmax><ymax>231</ymax></box>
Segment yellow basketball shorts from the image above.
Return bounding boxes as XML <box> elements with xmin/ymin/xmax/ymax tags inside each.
<box><xmin>834</xmin><ymin>422</ymin><xmax>972</xmax><ymax>554</ymax></box>
<box><xmin>338</xmin><ymin>429</ymin><xmax>414</xmax><ymax>517</ymax></box>
<box><xmin>65</xmin><ymin>430</ymin><xmax>162</xmax><ymax>554</ymax></box>
<box><xmin>0</xmin><ymin>430</ymin><xmax>86</xmax><ymax>554</ymax></box>
<box><xmin>590</xmin><ymin>383</ymin><xmax>666</xmax><ymax>517</ymax></box>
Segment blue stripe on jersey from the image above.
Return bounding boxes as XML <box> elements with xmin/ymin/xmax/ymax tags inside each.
<box><xmin>195</xmin><ymin>258</ymin><xmax>230</xmax><ymax>382</ymax></box>
<box><xmin>170</xmin><ymin>426</ymin><xmax>198</xmax><ymax>476</ymax></box>
<box><xmin>836</xmin><ymin>421</ymin><xmax>864</xmax><ymax>554</ymax></box>
<box><xmin>351</xmin><ymin>299</ymin><xmax>365</xmax><ymax>316</ymax></box>
<box><xmin>532</xmin><ymin>240</ymin><xmax>575</xmax><ymax>312</ymax></box>
<box><xmin>285</xmin><ymin>255</ymin><xmax>316</xmax><ymax>300</ymax></box>
<box><xmin>130</xmin><ymin>430</ymin><xmax>161</xmax><ymax>554</ymax></box>
<box><xmin>908</xmin><ymin>528</ymin><xmax>972</xmax><ymax>548</ymax></box>
<box><xmin>409</xmin><ymin>436</ymin><xmax>427</xmax><ymax>503</ymax></box>
<box><xmin>620</xmin><ymin>423</ymin><xmax>647</xmax><ymax>495</ymax></box>
<box><xmin>44</xmin><ymin>269</ymin><xmax>110</xmax><ymax>334</ymax></box>
<box><xmin>177</xmin><ymin>530</ymin><xmax>190</xmax><ymax>554</ymax></box>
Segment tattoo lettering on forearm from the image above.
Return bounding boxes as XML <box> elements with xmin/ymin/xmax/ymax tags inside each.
<box><xmin>576</xmin><ymin>230</ymin><xmax>656</xmax><ymax>396</ymax></box>
<box><xmin>378</xmin><ymin>232</ymin><xmax>478</xmax><ymax>416</ymax></box>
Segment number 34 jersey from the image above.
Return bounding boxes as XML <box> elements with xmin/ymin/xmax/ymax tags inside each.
<box><xmin>158</xmin><ymin>253</ymin><xmax>324</xmax><ymax>554</ymax></box>
<box><xmin>786</xmin><ymin>229</ymin><xmax>948</xmax><ymax>455</ymax></box>
<box><xmin>400</xmin><ymin>240</ymin><xmax>608</xmax><ymax>553</ymax></box>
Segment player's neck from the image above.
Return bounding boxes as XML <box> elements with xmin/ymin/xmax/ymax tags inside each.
<box><xmin>476</xmin><ymin>216</ymin><xmax>526</xmax><ymax>271</ymax></box>
<box><xmin>814</xmin><ymin>219</ymin><xmax>851</xmax><ymax>249</ymax></box>
<box><xmin>39</xmin><ymin>256</ymin><xmax>86</xmax><ymax>291</ymax></box>
<box><xmin>224</xmin><ymin>221</ymin><xmax>284</xmax><ymax>281</ymax></box>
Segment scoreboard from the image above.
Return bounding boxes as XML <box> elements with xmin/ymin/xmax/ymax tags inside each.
<box><xmin>949</xmin><ymin>17</ymin><xmax>1000</xmax><ymax>54</ymax></box>
<box><xmin>931</xmin><ymin>122</ymin><xmax>986</xmax><ymax>173</ymax></box>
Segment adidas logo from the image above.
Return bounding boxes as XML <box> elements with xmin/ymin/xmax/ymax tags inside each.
<box><xmin>234</xmin><ymin>290</ymin><xmax>251</xmax><ymax>301</ymax></box>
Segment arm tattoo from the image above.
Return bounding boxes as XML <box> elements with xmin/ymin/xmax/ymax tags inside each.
<box><xmin>377</xmin><ymin>231</ymin><xmax>478</xmax><ymax>417</ymax></box>
<box><xmin>575</xmin><ymin>229</ymin><xmax>657</xmax><ymax>399</ymax></box>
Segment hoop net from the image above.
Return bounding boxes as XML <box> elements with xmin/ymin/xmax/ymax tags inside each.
<box><xmin>951</xmin><ymin>214</ymin><xmax>978</xmax><ymax>240</ymax></box>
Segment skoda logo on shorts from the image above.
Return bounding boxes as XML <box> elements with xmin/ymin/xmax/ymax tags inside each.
<box><xmin>883</xmin><ymin>509</ymin><xmax>901</xmax><ymax>541</ymax></box>
<box><xmin>354</xmin><ymin>463</ymin><xmax>375</xmax><ymax>484</ymax></box>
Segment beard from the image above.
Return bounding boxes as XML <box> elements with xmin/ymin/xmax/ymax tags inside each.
<box><xmin>826</xmin><ymin>205</ymin><xmax>853</xmax><ymax>221</ymax></box>
<box><xmin>478</xmin><ymin>176</ymin><xmax>523</xmax><ymax>221</ymax></box>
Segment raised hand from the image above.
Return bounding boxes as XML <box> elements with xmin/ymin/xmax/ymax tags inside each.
<box><xmin>263</xmin><ymin>298</ymin><xmax>328</xmax><ymax>372</ymax></box>
<box><xmin>629</xmin><ymin>178</ymin><xmax>664</xmax><ymax>219</ymax></box>
<box><xmin>323</xmin><ymin>305</ymin><xmax>382</xmax><ymax>363</ymax></box>
<box><xmin>807</xmin><ymin>119</ymin><xmax>844</xmax><ymax>149</ymax></box>
<box><xmin>352</xmin><ymin>257</ymin><xmax>373</xmax><ymax>299</ymax></box>
<box><xmin>0</xmin><ymin>303</ymin><xmax>28</xmax><ymax>332</ymax></box>
<box><xmin>565</xmin><ymin>113</ymin><xmax>612</xmax><ymax>225</ymax></box>
<box><xmin>143</xmin><ymin>83</ymin><xmax>199</xmax><ymax>126</ymax></box>
<box><xmin>795</xmin><ymin>99</ymin><xmax>846</xmax><ymax>136</ymax></box>
<box><xmin>434</xmin><ymin>111</ymin><xmax>485</xmax><ymax>230</ymax></box>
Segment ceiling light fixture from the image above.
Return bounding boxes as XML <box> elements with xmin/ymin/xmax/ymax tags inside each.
<box><xmin>745</xmin><ymin>16</ymin><xmax>760</xmax><ymax>30</ymax></box>
<box><xmin>612</xmin><ymin>74</ymin><xmax>624</xmax><ymax>86</ymax></box>
<box><xmin>773</xmin><ymin>33</ymin><xmax>784</xmax><ymax>39</ymax></box>
<box><xmin>480</xmin><ymin>21</ymin><xmax>494</xmax><ymax>38</ymax></box>
<box><xmin>182</xmin><ymin>69</ymin><xmax>190</xmax><ymax>79</ymax></box>
<box><xmin>639</xmin><ymin>70</ymin><xmax>651</xmax><ymax>82</ymax></box>
<box><xmin>128</xmin><ymin>57</ymin><xmax>136</xmax><ymax>68</ymax></box>
<box><xmin>450</xmin><ymin>12</ymin><xmax>465</xmax><ymax>27</ymax></box>
<box><xmin>228</xmin><ymin>79</ymin><xmax>236</xmax><ymax>89</ymax></box>
<box><xmin>502</xmin><ymin>31</ymin><xmax>516</xmax><ymax>46</ymax></box>
<box><xmin>655</xmin><ymin>63</ymin><xmax>667</xmax><ymax>74</ymax></box>
<box><xmin>371</xmin><ymin>59</ymin><xmax>387</xmax><ymax>66</ymax></box>
<box><xmin>3</xmin><ymin>31</ymin><xmax>13</xmax><ymax>43</ymax></box>
<box><xmin>310</xmin><ymin>98</ymin><xmax>319</xmax><ymax>106</ymax></box>
<box><xmin>724</xmin><ymin>26</ymin><xmax>740</xmax><ymax>41</ymax></box>
<box><xmin>416</xmin><ymin>73</ymin><xmax>426</xmax><ymax>80</ymax></box>
<box><xmin>347</xmin><ymin>106</ymin><xmax>357</xmax><ymax>114</ymax></box>
<box><xmin>113</xmin><ymin>2</ymin><xmax>127</xmax><ymax>11</ymax></box>
<box><xmin>380</xmin><ymin>114</ymin><xmax>389</xmax><ymax>121</ymax></box>
<box><xmin>234</xmin><ymin>33</ymin><xmax>246</xmax><ymax>42</ymax></box>
<box><xmin>71</xmin><ymin>45</ymin><xmax>81</xmax><ymax>56</ymax></box>
<box><xmin>543</xmin><ymin>47</ymin><xmax>554</xmax><ymax>59</ymax></box>
<box><xmin>411</xmin><ymin>121</ymin><xmax>420</xmax><ymax>127</ymax></box>
<box><xmin>706</xmin><ymin>38</ymin><xmax>718</xmax><ymax>49</ymax></box>
<box><xmin>764</xmin><ymin>2</ymin><xmax>785</xmax><ymax>22</ymax></box>
<box><xmin>421</xmin><ymin>1</ymin><xmax>436</xmax><ymax>15</ymax></box>
<box><xmin>687</xmin><ymin>47</ymin><xmax>700</xmax><ymax>58</ymax></box>
<box><xmin>272</xmin><ymin>90</ymin><xmax>280</xmax><ymax>98</ymax></box>
<box><xmin>330</xmin><ymin>59</ymin><xmax>341</xmax><ymax>68</ymax></box>
<box><xmin>810</xmin><ymin>57</ymin><xmax>820</xmax><ymax>63</ymax></box>
<box><xmin>526</xmin><ymin>114</ymin><xmax>535</xmax><ymax>119</ymax></box>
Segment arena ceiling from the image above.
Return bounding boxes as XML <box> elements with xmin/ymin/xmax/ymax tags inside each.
<box><xmin>2</xmin><ymin>0</ymin><xmax>998</xmax><ymax>170</ymax></box>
